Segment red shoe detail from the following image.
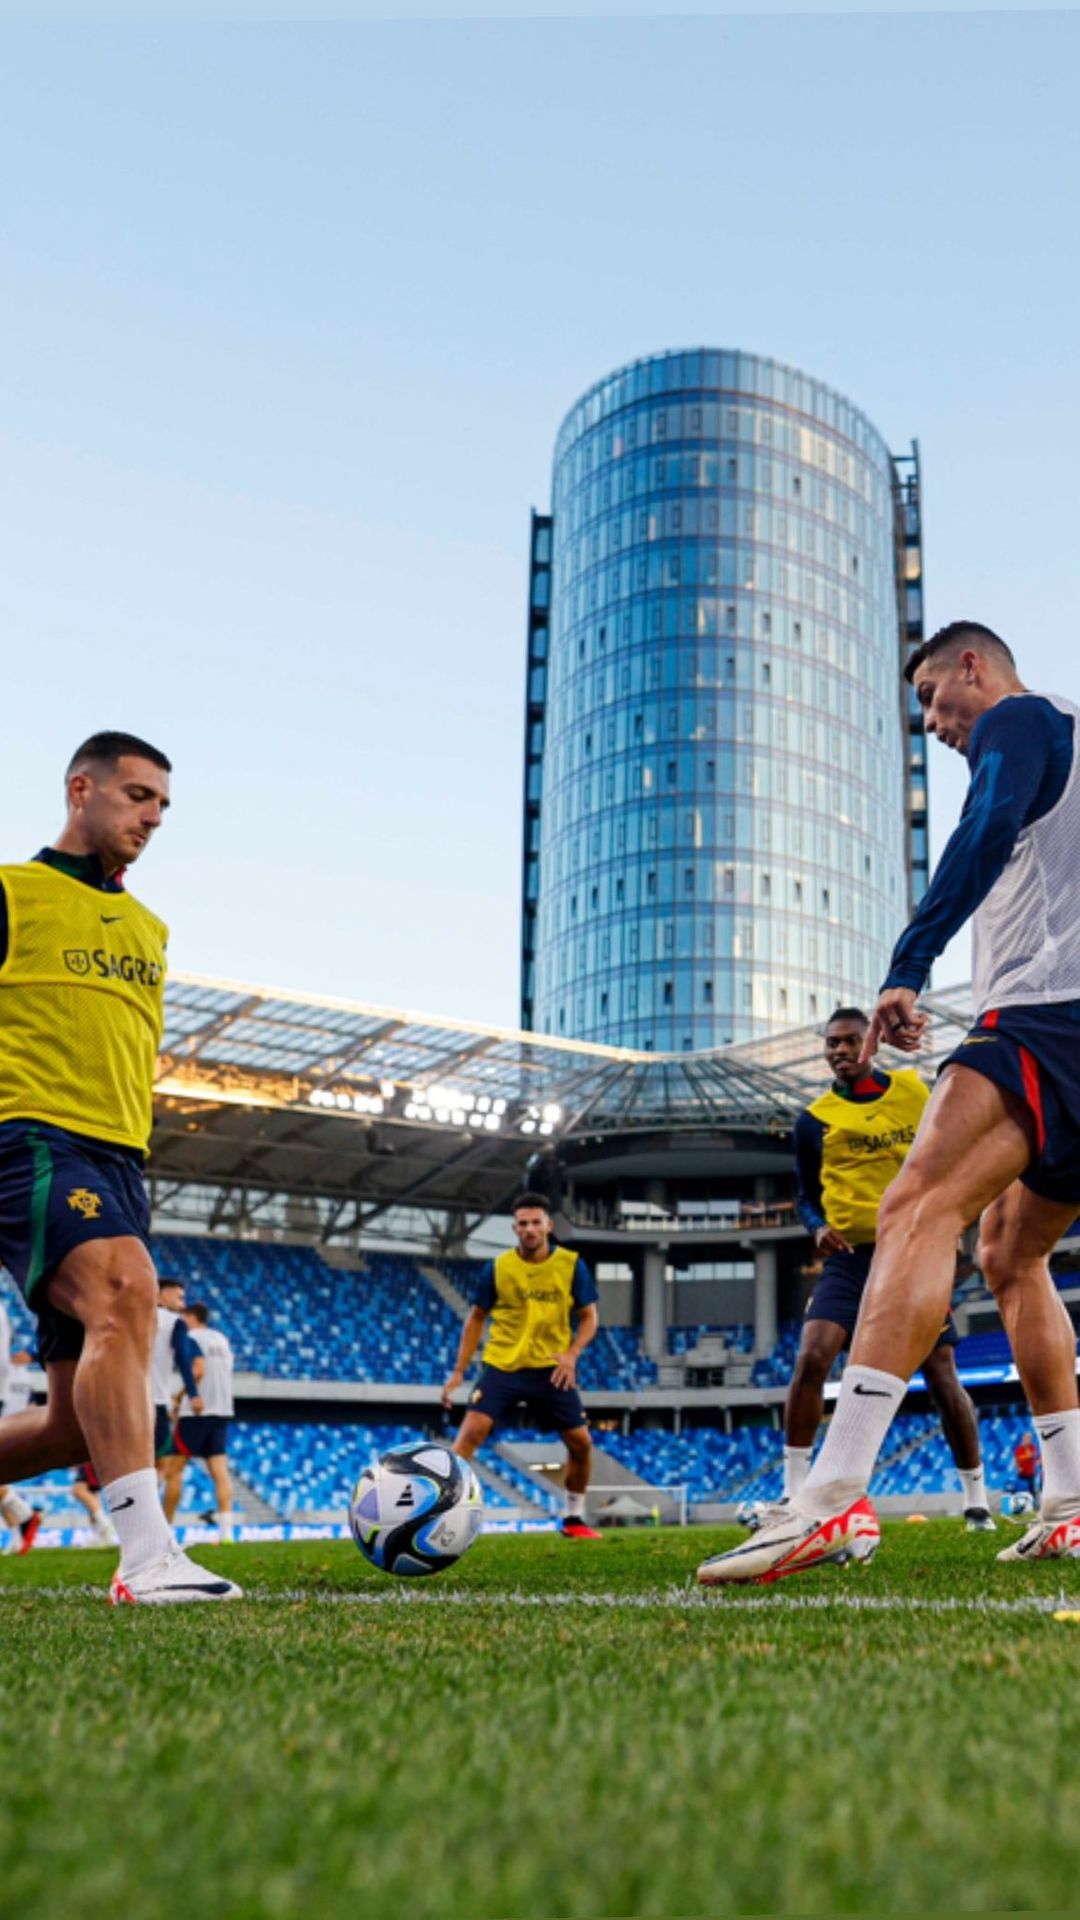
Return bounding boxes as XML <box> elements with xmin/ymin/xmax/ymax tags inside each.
<box><xmin>17</xmin><ymin>1511</ymin><xmax>41</xmax><ymax>1556</ymax></box>
<box><xmin>109</xmin><ymin>1574</ymin><xmax>137</xmax><ymax>1605</ymax></box>
<box><xmin>560</xmin><ymin>1518</ymin><xmax>604</xmax><ymax>1540</ymax></box>
<box><xmin>756</xmin><ymin>1497</ymin><xmax>880</xmax><ymax>1585</ymax></box>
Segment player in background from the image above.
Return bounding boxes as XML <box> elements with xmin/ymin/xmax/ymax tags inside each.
<box><xmin>778</xmin><ymin>1007</ymin><xmax>992</xmax><ymax>1529</ymax></box>
<box><xmin>162</xmin><ymin>1302</ymin><xmax>236</xmax><ymax>1541</ymax></box>
<box><xmin>71</xmin><ymin>1461</ymin><xmax>115</xmax><ymax>1545</ymax></box>
<box><xmin>441</xmin><ymin>1193</ymin><xmax>603</xmax><ymax>1538</ymax></box>
<box><xmin>700</xmin><ymin>622</ymin><xmax>1080</xmax><ymax>1584</ymax></box>
<box><xmin>153</xmin><ymin>1277</ymin><xmax>202</xmax><ymax>1472</ymax></box>
<box><xmin>0</xmin><ymin>732</ymin><xmax>240</xmax><ymax>1602</ymax></box>
<box><xmin>0</xmin><ymin>1310</ymin><xmax>41</xmax><ymax>1553</ymax></box>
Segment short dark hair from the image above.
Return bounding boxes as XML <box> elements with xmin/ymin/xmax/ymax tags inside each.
<box><xmin>826</xmin><ymin>1006</ymin><xmax>868</xmax><ymax>1029</ymax></box>
<box><xmin>904</xmin><ymin>621</ymin><xmax>1015</xmax><ymax>685</ymax></box>
<box><xmin>186</xmin><ymin>1301</ymin><xmax>210</xmax><ymax>1324</ymax></box>
<box><xmin>512</xmin><ymin>1191</ymin><xmax>551</xmax><ymax>1216</ymax></box>
<box><xmin>158</xmin><ymin>1275</ymin><xmax>184</xmax><ymax>1292</ymax></box>
<box><xmin>67</xmin><ymin>731</ymin><xmax>172</xmax><ymax>778</ymax></box>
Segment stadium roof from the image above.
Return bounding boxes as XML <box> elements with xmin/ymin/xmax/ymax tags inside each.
<box><xmin>151</xmin><ymin>972</ymin><xmax>975</xmax><ymax>1235</ymax></box>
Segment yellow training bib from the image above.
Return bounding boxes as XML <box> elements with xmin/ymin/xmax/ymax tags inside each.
<box><xmin>0</xmin><ymin>862</ymin><xmax>167</xmax><ymax>1153</ymax></box>
<box><xmin>807</xmin><ymin>1069</ymin><xmax>929</xmax><ymax>1245</ymax></box>
<box><xmin>482</xmin><ymin>1247</ymin><xmax>583</xmax><ymax>1372</ymax></box>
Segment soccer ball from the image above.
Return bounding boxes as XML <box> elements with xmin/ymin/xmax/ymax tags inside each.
<box><xmin>349</xmin><ymin>1442</ymin><xmax>482</xmax><ymax>1578</ymax></box>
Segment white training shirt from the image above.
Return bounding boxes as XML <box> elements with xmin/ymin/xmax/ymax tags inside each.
<box><xmin>152</xmin><ymin>1306</ymin><xmax>184</xmax><ymax>1407</ymax></box>
<box><xmin>181</xmin><ymin>1325</ymin><xmax>235</xmax><ymax>1419</ymax></box>
<box><xmin>972</xmin><ymin>693</ymin><xmax>1080</xmax><ymax>1016</ymax></box>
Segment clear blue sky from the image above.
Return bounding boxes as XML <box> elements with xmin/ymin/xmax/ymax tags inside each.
<box><xmin>1</xmin><ymin>13</ymin><xmax>1076</xmax><ymax>1024</ymax></box>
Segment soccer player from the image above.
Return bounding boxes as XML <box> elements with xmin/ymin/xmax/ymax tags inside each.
<box><xmin>71</xmin><ymin>1461</ymin><xmax>115</xmax><ymax>1545</ymax></box>
<box><xmin>699</xmin><ymin>621</ymin><xmax>1080</xmax><ymax>1584</ymax></box>
<box><xmin>441</xmin><ymin>1192</ymin><xmax>603</xmax><ymax>1538</ymax></box>
<box><xmin>162</xmin><ymin>1302</ymin><xmax>236</xmax><ymax>1541</ymax></box>
<box><xmin>0</xmin><ymin>732</ymin><xmax>241</xmax><ymax>1602</ymax></box>
<box><xmin>152</xmin><ymin>1277</ymin><xmax>202</xmax><ymax>1466</ymax></box>
<box><xmin>778</xmin><ymin>1006</ymin><xmax>993</xmax><ymax>1529</ymax></box>
<box><xmin>0</xmin><ymin>1298</ymin><xmax>41</xmax><ymax>1553</ymax></box>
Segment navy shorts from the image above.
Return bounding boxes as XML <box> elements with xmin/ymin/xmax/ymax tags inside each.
<box><xmin>806</xmin><ymin>1243</ymin><xmax>958</xmax><ymax>1349</ymax></box>
<box><xmin>941</xmin><ymin>1002</ymin><xmax>1080</xmax><ymax>1206</ymax></box>
<box><xmin>176</xmin><ymin>1415</ymin><xmax>231</xmax><ymax>1460</ymax></box>
<box><xmin>469</xmin><ymin>1364</ymin><xmax>588</xmax><ymax>1433</ymax></box>
<box><xmin>74</xmin><ymin>1461</ymin><xmax>101</xmax><ymax>1492</ymax></box>
<box><xmin>0</xmin><ymin>1121</ymin><xmax>151</xmax><ymax>1365</ymax></box>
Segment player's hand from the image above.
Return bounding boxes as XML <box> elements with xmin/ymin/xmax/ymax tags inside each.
<box><xmin>441</xmin><ymin>1369</ymin><xmax>464</xmax><ymax>1411</ymax></box>
<box><xmin>860</xmin><ymin>987</ymin><xmax>927</xmax><ymax>1064</ymax></box>
<box><xmin>815</xmin><ymin>1225</ymin><xmax>853</xmax><ymax>1257</ymax></box>
<box><xmin>551</xmin><ymin>1352</ymin><xmax>578</xmax><ymax>1390</ymax></box>
<box><xmin>189</xmin><ymin>1395</ymin><xmax>204</xmax><ymax>1416</ymax></box>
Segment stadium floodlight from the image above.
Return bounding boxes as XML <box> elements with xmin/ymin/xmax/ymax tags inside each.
<box><xmin>520</xmin><ymin>1119</ymin><xmax>537</xmax><ymax>1134</ymax></box>
<box><xmin>541</xmin><ymin>1104</ymin><xmax>562</xmax><ymax>1123</ymax></box>
<box><xmin>538</xmin><ymin>1121</ymin><xmax>554</xmax><ymax>1136</ymax></box>
<box><xmin>476</xmin><ymin>1096</ymin><xmax>492</xmax><ymax>1113</ymax></box>
<box><xmin>492</xmin><ymin>1099</ymin><xmax>507</xmax><ymax>1116</ymax></box>
<box><xmin>483</xmin><ymin>1113</ymin><xmax>501</xmax><ymax>1131</ymax></box>
<box><xmin>379</xmin><ymin>1080</ymin><xmax>396</xmax><ymax>1101</ymax></box>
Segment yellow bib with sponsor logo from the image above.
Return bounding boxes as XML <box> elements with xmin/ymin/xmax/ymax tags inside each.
<box><xmin>0</xmin><ymin>862</ymin><xmax>167</xmax><ymax>1153</ymax></box>
<box><xmin>807</xmin><ymin>1069</ymin><xmax>929</xmax><ymax>1245</ymax></box>
<box><xmin>482</xmin><ymin>1246</ymin><xmax>582</xmax><ymax>1372</ymax></box>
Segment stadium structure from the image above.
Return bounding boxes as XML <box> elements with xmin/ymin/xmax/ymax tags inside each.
<box><xmin>8</xmin><ymin>970</ymin><xmax>1079</xmax><ymax>1544</ymax></box>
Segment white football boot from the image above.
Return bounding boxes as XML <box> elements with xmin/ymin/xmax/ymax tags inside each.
<box><xmin>996</xmin><ymin>1514</ymin><xmax>1080</xmax><ymax>1563</ymax></box>
<box><xmin>698</xmin><ymin>1496</ymin><xmax>880</xmax><ymax>1586</ymax></box>
<box><xmin>109</xmin><ymin>1545</ymin><xmax>243</xmax><ymax>1605</ymax></box>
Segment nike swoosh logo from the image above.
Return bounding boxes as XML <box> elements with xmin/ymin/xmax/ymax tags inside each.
<box><xmin>853</xmin><ymin>1384</ymin><xmax>893</xmax><ymax>1397</ymax></box>
<box><xmin>708</xmin><ymin>1525</ymin><xmax>809</xmax><ymax>1561</ymax></box>
<box><xmin>100</xmin><ymin>914</ymin><xmax>124</xmax><ymax>924</ymax></box>
<box><xmin>1041</xmin><ymin>1426</ymin><xmax>1064</xmax><ymax>1440</ymax></box>
<box><xmin>108</xmin><ymin>1496</ymin><xmax>136</xmax><ymax>1513</ymax></box>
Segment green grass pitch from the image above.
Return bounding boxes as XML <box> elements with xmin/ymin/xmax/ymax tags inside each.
<box><xmin>2</xmin><ymin>1522</ymin><xmax>1080</xmax><ymax>1918</ymax></box>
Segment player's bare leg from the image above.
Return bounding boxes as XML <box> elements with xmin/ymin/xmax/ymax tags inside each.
<box><xmin>451</xmin><ymin>1410</ymin><xmax>494</xmax><ymax>1460</ymax></box>
<box><xmin>162</xmin><ymin>1451</ymin><xmax>186</xmax><ymax>1523</ymax></box>
<box><xmin>782</xmin><ymin>1320</ymin><xmax>847</xmax><ymax>1499</ymax></box>
<box><xmin>977</xmin><ymin>1182</ymin><xmax>1080</xmax><ymax>1415</ymax></box>
<box><xmin>700</xmin><ymin>1069</ymin><xmax>1036</xmax><ymax>1583</ymax></box>
<box><xmin>921</xmin><ymin>1344</ymin><xmax>993</xmax><ymax>1527</ymax></box>
<box><xmin>207</xmin><ymin>1454</ymin><xmax>235</xmax><ymax>1539</ymax></box>
<box><xmin>0</xmin><ymin>1359</ymin><xmax>86</xmax><ymax>1481</ymax></box>
<box><xmin>559</xmin><ymin>1423</ymin><xmax>601</xmax><ymax>1538</ymax></box>
<box><xmin>47</xmin><ymin>1238</ymin><xmax>240</xmax><ymax>1603</ymax></box>
<box><xmin>975</xmin><ymin>1180</ymin><xmax>1080</xmax><ymax>1559</ymax></box>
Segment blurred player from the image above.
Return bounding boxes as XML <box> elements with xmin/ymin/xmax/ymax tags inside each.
<box><xmin>152</xmin><ymin>1277</ymin><xmax>202</xmax><ymax>1469</ymax></box>
<box><xmin>700</xmin><ymin>622</ymin><xmax>1080</xmax><ymax>1584</ymax></box>
<box><xmin>72</xmin><ymin>1461</ymin><xmax>115</xmax><ymax>1545</ymax></box>
<box><xmin>0</xmin><ymin>732</ymin><xmax>240</xmax><ymax>1603</ymax></box>
<box><xmin>0</xmin><ymin>1310</ymin><xmax>41</xmax><ymax>1553</ymax></box>
<box><xmin>441</xmin><ymin>1193</ymin><xmax>603</xmax><ymax>1538</ymax></box>
<box><xmin>779</xmin><ymin>1006</ymin><xmax>992</xmax><ymax>1529</ymax></box>
<box><xmin>162</xmin><ymin>1302</ymin><xmax>236</xmax><ymax>1541</ymax></box>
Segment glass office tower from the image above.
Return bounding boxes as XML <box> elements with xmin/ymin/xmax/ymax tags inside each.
<box><xmin>521</xmin><ymin>348</ymin><xmax>925</xmax><ymax>1050</ymax></box>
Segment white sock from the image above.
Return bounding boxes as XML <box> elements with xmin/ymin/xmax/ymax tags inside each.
<box><xmin>216</xmin><ymin>1509</ymin><xmax>235</xmax><ymax>1541</ymax></box>
<box><xmin>564</xmin><ymin>1490</ymin><xmax>585</xmax><ymax>1519</ymax></box>
<box><xmin>959</xmin><ymin>1465</ymin><xmax>988</xmax><ymax>1511</ymax></box>
<box><xmin>103</xmin><ymin>1468</ymin><xmax>174</xmax><ymax>1572</ymax></box>
<box><xmin>1035</xmin><ymin>1409</ymin><xmax>1080</xmax><ymax>1521</ymax></box>
<box><xmin>0</xmin><ymin>1492</ymin><xmax>33</xmax><ymax>1526</ymax></box>
<box><xmin>783</xmin><ymin>1445</ymin><xmax>812</xmax><ymax>1499</ymax></box>
<box><xmin>799</xmin><ymin>1364</ymin><xmax>907</xmax><ymax>1516</ymax></box>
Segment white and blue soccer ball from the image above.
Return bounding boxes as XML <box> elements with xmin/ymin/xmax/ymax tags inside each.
<box><xmin>349</xmin><ymin>1442</ymin><xmax>482</xmax><ymax>1578</ymax></box>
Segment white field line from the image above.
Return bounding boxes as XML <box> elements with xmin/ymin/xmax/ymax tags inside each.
<box><xmin>1</xmin><ymin>1583</ymin><xmax>1078</xmax><ymax>1616</ymax></box>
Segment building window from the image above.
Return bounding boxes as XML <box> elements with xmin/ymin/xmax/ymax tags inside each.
<box><xmin>663</xmin><ymin>980</ymin><xmax>673</xmax><ymax>1006</ymax></box>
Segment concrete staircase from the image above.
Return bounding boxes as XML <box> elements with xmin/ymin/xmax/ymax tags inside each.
<box><xmin>420</xmin><ymin>1262</ymin><xmax>470</xmax><ymax>1320</ymax></box>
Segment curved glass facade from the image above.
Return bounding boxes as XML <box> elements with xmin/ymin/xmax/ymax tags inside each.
<box><xmin>528</xmin><ymin>348</ymin><xmax>910</xmax><ymax>1050</ymax></box>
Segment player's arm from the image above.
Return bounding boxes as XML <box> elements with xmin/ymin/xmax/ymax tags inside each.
<box><xmin>792</xmin><ymin>1111</ymin><xmax>850</xmax><ymax>1256</ymax></box>
<box><xmin>172</xmin><ymin>1321</ymin><xmax>204</xmax><ymax>1415</ymax></box>
<box><xmin>551</xmin><ymin>1260</ymin><xmax>599</xmax><ymax>1389</ymax></box>
<box><xmin>442</xmin><ymin>1263</ymin><xmax>495</xmax><ymax>1408</ymax></box>
<box><xmin>866</xmin><ymin>699</ymin><xmax>1063</xmax><ymax>1057</ymax></box>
